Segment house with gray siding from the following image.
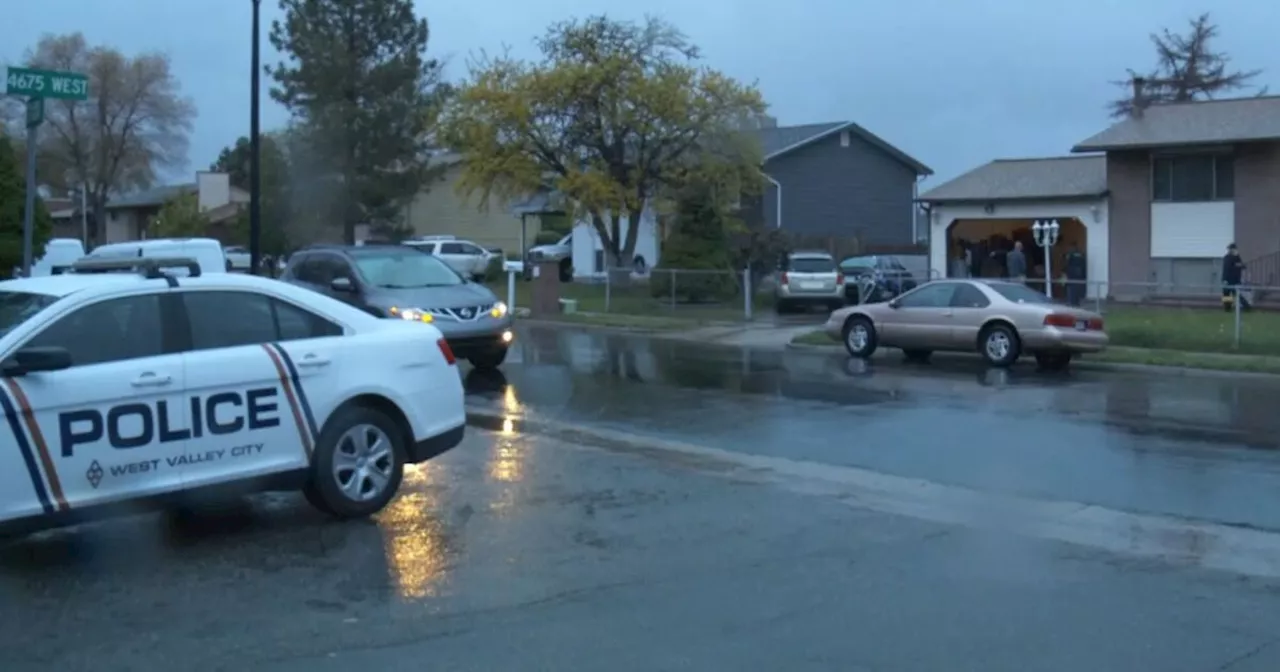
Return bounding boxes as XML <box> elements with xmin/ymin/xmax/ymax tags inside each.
<box><xmin>1072</xmin><ymin>95</ymin><xmax>1280</xmax><ymax>295</ymax></box>
<box><xmin>753</xmin><ymin>121</ymin><xmax>932</xmax><ymax>247</ymax></box>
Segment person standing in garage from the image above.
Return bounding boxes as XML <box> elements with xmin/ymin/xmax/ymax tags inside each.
<box><xmin>1006</xmin><ymin>241</ymin><xmax>1027</xmax><ymax>283</ymax></box>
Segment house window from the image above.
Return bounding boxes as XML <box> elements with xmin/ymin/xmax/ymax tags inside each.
<box><xmin>1151</xmin><ymin>154</ymin><xmax>1234</xmax><ymax>202</ymax></box>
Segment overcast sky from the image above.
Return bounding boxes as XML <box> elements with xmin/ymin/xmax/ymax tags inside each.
<box><xmin>6</xmin><ymin>0</ymin><xmax>1279</xmax><ymax>185</ymax></box>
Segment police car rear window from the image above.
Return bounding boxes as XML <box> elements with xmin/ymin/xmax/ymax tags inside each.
<box><xmin>0</xmin><ymin>291</ymin><xmax>59</xmax><ymax>337</ymax></box>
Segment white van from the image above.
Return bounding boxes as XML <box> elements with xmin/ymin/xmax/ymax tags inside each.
<box><xmin>30</xmin><ymin>238</ymin><xmax>88</xmax><ymax>276</ymax></box>
<box><xmin>81</xmin><ymin>238</ymin><xmax>230</xmax><ymax>276</ymax></box>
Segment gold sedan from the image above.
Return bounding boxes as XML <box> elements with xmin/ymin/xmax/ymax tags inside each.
<box><xmin>822</xmin><ymin>280</ymin><xmax>1108</xmax><ymax>370</ymax></box>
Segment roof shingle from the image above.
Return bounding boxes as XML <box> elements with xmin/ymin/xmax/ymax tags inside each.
<box><xmin>918</xmin><ymin>156</ymin><xmax>1106</xmax><ymax>203</ymax></box>
<box><xmin>1073</xmin><ymin>96</ymin><xmax>1280</xmax><ymax>152</ymax></box>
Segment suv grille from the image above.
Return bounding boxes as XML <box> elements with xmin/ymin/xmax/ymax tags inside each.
<box><xmin>427</xmin><ymin>304</ymin><xmax>493</xmax><ymax>322</ymax></box>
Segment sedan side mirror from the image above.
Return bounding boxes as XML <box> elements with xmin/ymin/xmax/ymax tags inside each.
<box><xmin>330</xmin><ymin>277</ymin><xmax>354</xmax><ymax>292</ymax></box>
<box><xmin>2</xmin><ymin>346</ymin><xmax>73</xmax><ymax>377</ymax></box>
<box><xmin>888</xmin><ymin>299</ymin><xmax>901</xmax><ymax>309</ymax></box>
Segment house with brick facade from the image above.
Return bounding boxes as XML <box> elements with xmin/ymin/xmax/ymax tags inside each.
<box><xmin>1072</xmin><ymin>95</ymin><xmax>1280</xmax><ymax>298</ymax></box>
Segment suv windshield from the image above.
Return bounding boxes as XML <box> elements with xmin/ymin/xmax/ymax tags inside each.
<box><xmin>351</xmin><ymin>248</ymin><xmax>463</xmax><ymax>288</ymax></box>
<box><xmin>0</xmin><ymin>290</ymin><xmax>59</xmax><ymax>338</ymax></box>
<box><xmin>989</xmin><ymin>282</ymin><xmax>1056</xmax><ymax>304</ymax></box>
<box><xmin>790</xmin><ymin>257</ymin><xmax>836</xmax><ymax>273</ymax></box>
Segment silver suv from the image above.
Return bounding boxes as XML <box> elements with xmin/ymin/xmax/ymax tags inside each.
<box><xmin>774</xmin><ymin>252</ymin><xmax>845</xmax><ymax>313</ymax></box>
<box><xmin>281</xmin><ymin>244</ymin><xmax>514</xmax><ymax>369</ymax></box>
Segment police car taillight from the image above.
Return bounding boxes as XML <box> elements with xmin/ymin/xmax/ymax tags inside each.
<box><xmin>437</xmin><ymin>338</ymin><xmax>457</xmax><ymax>365</ymax></box>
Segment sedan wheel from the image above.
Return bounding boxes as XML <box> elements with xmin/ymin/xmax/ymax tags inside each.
<box><xmin>980</xmin><ymin>324</ymin><xmax>1020</xmax><ymax>367</ymax></box>
<box><xmin>843</xmin><ymin>317</ymin><xmax>877</xmax><ymax>359</ymax></box>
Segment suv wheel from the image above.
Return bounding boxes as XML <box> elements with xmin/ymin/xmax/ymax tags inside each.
<box><xmin>305</xmin><ymin>405</ymin><xmax>406</xmax><ymax>518</ymax></box>
<box><xmin>468</xmin><ymin>347</ymin><xmax>509</xmax><ymax>370</ymax></box>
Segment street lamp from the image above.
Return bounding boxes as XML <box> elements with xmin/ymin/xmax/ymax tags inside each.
<box><xmin>1031</xmin><ymin>219</ymin><xmax>1060</xmax><ymax>297</ymax></box>
<box><xmin>249</xmin><ymin>0</ymin><xmax>262</xmax><ymax>274</ymax></box>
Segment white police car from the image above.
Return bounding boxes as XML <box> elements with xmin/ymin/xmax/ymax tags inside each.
<box><xmin>0</xmin><ymin>257</ymin><xmax>465</xmax><ymax>534</ymax></box>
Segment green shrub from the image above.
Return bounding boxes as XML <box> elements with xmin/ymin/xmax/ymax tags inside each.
<box><xmin>650</xmin><ymin>179</ymin><xmax>737</xmax><ymax>303</ymax></box>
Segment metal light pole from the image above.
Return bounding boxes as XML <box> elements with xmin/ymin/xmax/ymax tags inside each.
<box><xmin>1031</xmin><ymin>219</ymin><xmax>1060</xmax><ymax>298</ymax></box>
<box><xmin>249</xmin><ymin>0</ymin><xmax>263</xmax><ymax>274</ymax></box>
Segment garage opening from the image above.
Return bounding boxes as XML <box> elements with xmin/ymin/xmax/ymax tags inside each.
<box><xmin>945</xmin><ymin>218</ymin><xmax>1087</xmax><ymax>299</ymax></box>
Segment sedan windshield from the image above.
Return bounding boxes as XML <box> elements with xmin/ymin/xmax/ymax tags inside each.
<box><xmin>0</xmin><ymin>290</ymin><xmax>59</xmax><ymax>338</ymax></box>
<box><xmin>989</xmin><ymin>282</ymin><xmax>1056</xmax><ymax>304</ymax></box>
<box><xmin>351</xmin><ymin>248</ymin><xmax>463</xmax><ymax>288</ymax></box>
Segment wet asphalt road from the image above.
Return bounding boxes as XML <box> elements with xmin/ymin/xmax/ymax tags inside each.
<box><xmin>5</xmin><ymin>324</ymin><xmax>1280</xmax><ymax>671</ymax></box>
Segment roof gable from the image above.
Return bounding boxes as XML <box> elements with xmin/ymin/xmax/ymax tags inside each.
<box><xmin>918</xmin><ymin>155</ymin><xmax>1107</xmax><ymax>203</ymax></box>
<box><xmin>758</xmin><ymin>121</ymin><xmax>932</xmax><ymax>175</ymax></box>
<box><xmin>1073</xmin><ymin>96</ymin><xmax>1280</xmax><ymax>152</ymax></box>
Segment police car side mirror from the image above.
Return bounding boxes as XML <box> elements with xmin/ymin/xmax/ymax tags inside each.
<box><xmin>1</xmin><ymin>346</ymin><xmax>73</xmax><ymax>377</ymax></box>
<box><xmin>330</xmin><ymin>277</ymin><xmax>354</xmax><ymax>292</ymax></box>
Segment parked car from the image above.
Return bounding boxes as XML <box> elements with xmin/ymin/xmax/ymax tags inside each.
<box><xmin>525</xmin><ymin>233</ymin><xmax>573</xmax><ymax>281</ymax></box>
<box><xmin>281</xmin><ymin>244</ymin><xmax>514</xmax><ymax>369</ymax></box>
<box><xmin>224</xmin><ymin>245</ymin><xmax>252</xmax><ymax>272</ymax></box>
<box><xmin>838</xmin><ymin>255</ymin><xmax>918</xmax><ymax>303</ymax></box>
<box><xmin>30</xmin><ymin>239</ymin><xmax>86</xmax><ymax>277</ymax></box>
<box><xmin>400</xmin><ymin>236</ymin><xmax>495</xmax><ymax>280</ymax></box>
<box><xmin>775</xmin><ymin>252</ymin><xmax>845</xmax><ymax>313</ymax></box>
<box><xmin>79</xmin><ymin>238</ymin><xmax>230</xmax><ymax>276</ymax></box>
<box><xmin>823</xmin><ymin>279</ymin><xmax>1107</xmax><ymax>370</ymax></box>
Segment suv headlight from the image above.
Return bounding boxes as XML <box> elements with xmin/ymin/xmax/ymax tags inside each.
<box><xmin>490</xmin><ymin>301</ymin><xmax>508</xmax><ymax>318</ymax></box>
<box><xmin>389</xmin><ymin>306</ymin><xmax>433</xmax><ymax>323</ymax></box>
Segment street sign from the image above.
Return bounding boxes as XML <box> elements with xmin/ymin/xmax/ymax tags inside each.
<box><xmin>4</xmin><ymin>66</ymin><xmax>88</xmax><ymax>100</ymax></box>
<box><xmin>25</xmin><ymin>97</ymin><xmax>43</xmax><ymax>128</ymax></box>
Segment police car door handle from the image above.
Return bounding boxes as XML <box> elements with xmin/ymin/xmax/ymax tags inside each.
<box><xmin>131</xmin><ymin>372</ymin><xmax>173</xmax><ymax>388</ymax></box>
<box><xmin>296</xmin><ymin>354</ymin><xmax>331</xmax><ymax>368</ymax></box>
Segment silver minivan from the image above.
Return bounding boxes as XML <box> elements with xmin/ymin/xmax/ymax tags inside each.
<box><xmin>774</xmin><ymin>252</ymin><xmax>845</xmax><ymax>313</ymax></box>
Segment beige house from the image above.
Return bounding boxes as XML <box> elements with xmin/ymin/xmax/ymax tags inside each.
<box><xmin>401</xmin><ymin>153</ymin><xmax>568</xmax><ymax>257</ymax></box>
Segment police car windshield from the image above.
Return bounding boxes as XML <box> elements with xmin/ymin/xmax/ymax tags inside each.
<box><xmin>0</xmin><ymin>290</ymin><xmax>59</xmax><ymax>337</ymax></box>
<box><xmin>352</xmin><ymin>249</ymin><xmax>463</xmax><ymax>288</ymax></box>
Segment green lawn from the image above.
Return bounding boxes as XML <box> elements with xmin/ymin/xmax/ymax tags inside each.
<box><xmin>1100</xmin><ymin>304</ymin><xmax>1280</xmax><ymax>355</ymax></box>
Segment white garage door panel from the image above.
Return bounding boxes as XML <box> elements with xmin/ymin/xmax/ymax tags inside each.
<box><xmin>1150</xmin><ymin>202</ymin><xmax>1233</xmax><ymax>258</ymax></box>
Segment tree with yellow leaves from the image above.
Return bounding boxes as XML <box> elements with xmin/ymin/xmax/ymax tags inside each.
<box><xmin>442</xmin><ymin>15</ymin><xmax>767</xmax><ymax>268</ymax></box>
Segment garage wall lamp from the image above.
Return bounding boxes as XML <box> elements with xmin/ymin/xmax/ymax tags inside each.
<box><xmin>1090</xmin><ymin>204</ymin><xmax>1101</xmax><ymax>222</ymax></box>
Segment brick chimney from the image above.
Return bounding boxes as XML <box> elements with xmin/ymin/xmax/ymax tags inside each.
<box><xmin>1130</xmin><ymin>77</ymin><xmax>1147</xmax><ymax>118</ymax></box>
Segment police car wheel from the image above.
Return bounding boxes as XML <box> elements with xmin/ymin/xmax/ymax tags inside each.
<box><xmin>306</xmin><ymin>406</ymin><xmax>406</xmax><ymax>518</ymax></box>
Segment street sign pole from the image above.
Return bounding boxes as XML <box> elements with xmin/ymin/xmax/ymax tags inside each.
<box><xmin>4</xmin><ymin>66</ymin><xmax>88</xmax><ymax>275</ymax></box>
<box><xmin>21</xmin><ymin>97</ymin><xmax>42</xmax><ymax>277</ymax></box>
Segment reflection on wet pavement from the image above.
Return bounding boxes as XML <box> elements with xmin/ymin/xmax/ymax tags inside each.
<box><xmin>469</xmin><ymin>325</ymin><xmax>1280</xmax><ymax>530</ymax></box>
<box><xmin>377</xmin><ymin>462</ymin><xmax>451</xmax><ymax>599</ymax></box>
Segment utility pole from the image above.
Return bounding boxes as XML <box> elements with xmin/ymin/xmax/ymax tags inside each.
<box><xmin>249</xmin><ymin>0</ymin><xmax>263</xmax><ymax>274</ymax></box>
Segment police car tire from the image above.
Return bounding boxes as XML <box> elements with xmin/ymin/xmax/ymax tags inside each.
<box><xmin>305</xmin><ymin>405</ymin><xmax>406</xmax><ymax>519</ymax></box>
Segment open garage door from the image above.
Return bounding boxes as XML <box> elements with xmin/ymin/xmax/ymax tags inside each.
<box><xmin>945</xmin><ymin>218</ymin><xmax>1086</xmax><ymax>298</ymax></box>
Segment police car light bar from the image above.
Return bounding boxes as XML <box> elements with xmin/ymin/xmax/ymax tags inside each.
<box><xmin>68</xmin><ymin>256</ymin><xmax>203</xmax><ymax>279</ymax></box>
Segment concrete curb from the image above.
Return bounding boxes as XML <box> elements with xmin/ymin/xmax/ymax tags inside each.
<box><xmin>466</xmin><ymin>407</ymin><xmax>1280</xmax><ymax>579</ymax></box>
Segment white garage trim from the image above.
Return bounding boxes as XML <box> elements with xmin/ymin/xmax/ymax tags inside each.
<box><xmin>927</xmin><ymin>199</ymin><xmax>1110</xmax><ymax>299</ymax></box>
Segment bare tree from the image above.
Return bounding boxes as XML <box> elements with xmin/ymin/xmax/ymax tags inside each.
<box><xmin>1110</xmin><ymin>13</ymin><xmax>1265</xmax><ymax>117</ymax></box>
<box><xmin>21</xmin><ymin>33</ymin><xmax>196</xmax><ymax>244</ymax></box>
